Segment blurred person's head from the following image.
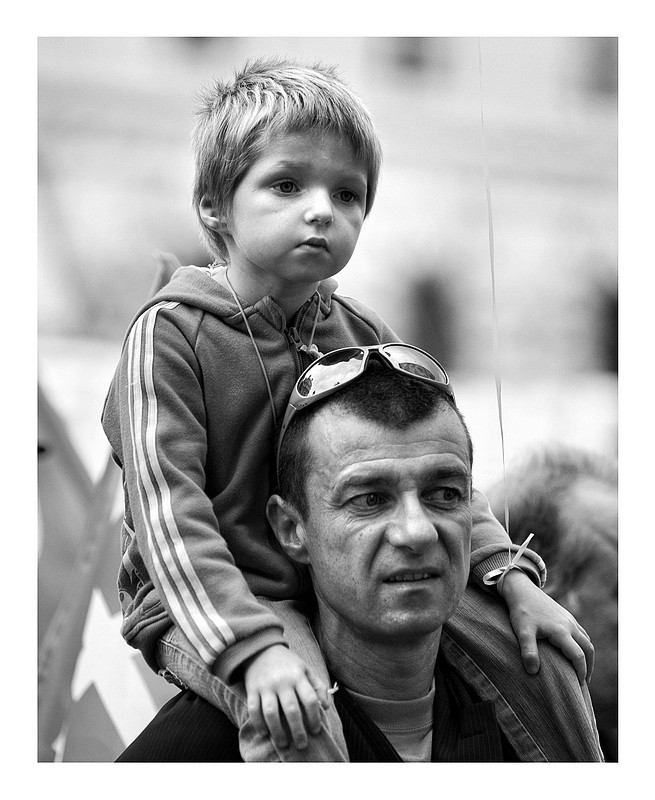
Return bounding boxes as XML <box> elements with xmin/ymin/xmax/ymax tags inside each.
<box><xmin>192</xmin><ymin>57</ymin><xmax>382</xmax><ymax>264</ymax></box>
<box><xmin>486</xmin><ymin>444</ymin><xmax>618</xmax><ymax>761</ymax></box>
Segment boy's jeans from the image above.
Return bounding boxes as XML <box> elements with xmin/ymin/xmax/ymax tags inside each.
<box><xmin>156</xmin><ymin>597</ymin><xmax>349</xmax><ymax>762</ymax></box>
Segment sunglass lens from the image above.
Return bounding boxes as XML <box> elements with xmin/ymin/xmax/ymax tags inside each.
<box><xmin>296</xmin><ymin>348</ymin><xmax>365</xmax><ymax>397</ymax></box>
<box><xmin>383</xmin><ymin>345</ymin><xmax>448</xmax><ymax>384</ymax></box>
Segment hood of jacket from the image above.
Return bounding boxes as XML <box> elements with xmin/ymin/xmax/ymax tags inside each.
<box><xmin>124</xmin><ymin>265</ymin><xmax>340</xmax><ymax>341</ymax></box>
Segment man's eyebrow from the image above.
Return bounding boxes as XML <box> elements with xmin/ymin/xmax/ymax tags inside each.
<box><xmin>419</xmin><ymin>467</ymin><xmax>472</xmax><ymax>487</ymax></box>
<box><xmin>331</xmin><ymin>470</ymin><xmax>391</xmax><ymax>497</ymax></box>
<box><xmin>336</xmin><ymin>473</ymin><xmax>385</xmax><ymax>489</ymax></box>
<box><xmin>335</xmin><ymin>463</ymin><xmax>471</xmax><ymax>491</ymax></box>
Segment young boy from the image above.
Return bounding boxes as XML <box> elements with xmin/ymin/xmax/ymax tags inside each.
<box><xmin>102</xmin><ymin>58</ymin><xmax>592</xmax><ymax>761</ymax></box>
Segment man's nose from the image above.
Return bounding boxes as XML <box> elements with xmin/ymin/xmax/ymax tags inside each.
<box><xmin>386</xmin><ymin>497</ymin><xmax>438</xmax><ymax>552</ymax></box>
<box><xmin>304</xmin><ymin>188</ymin><xmax>333</xmax><ymax>225</ymax></box>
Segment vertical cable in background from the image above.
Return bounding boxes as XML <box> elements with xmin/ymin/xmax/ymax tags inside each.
<box><xmin>477</xmin><ymin>39</ymin><xmax>512</xmax><ymax>556</ymax></box>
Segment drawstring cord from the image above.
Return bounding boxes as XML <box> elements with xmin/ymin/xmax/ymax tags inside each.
<box><xmin>483</xmin><ymin>533</ymin><xmax>534</xmax><ymax>592</ymax></box>
<box><xmin>288</xmin><ymin>298</ymin><xmax>323</xmax><ymax>360</ymax></box>
<box><xmin>212</xmin><ymin>262</ymin><xmax>323</xmax><ymax>430</ymax></box>
<box><xmin>221</xmin><ymin>266</ymin><xmax>279</xmax><ymax>429</ymax></box>
<box><xmin>305</xmin><ymin>298</ymin><xmax>323</xmax><ymax>359</ymax></box>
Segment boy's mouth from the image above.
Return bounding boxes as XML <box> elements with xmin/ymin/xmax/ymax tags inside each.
<box><xmin>300</xmin><ymin>237</ymin><xmax>329</xmax><ymax>251</ymax></box>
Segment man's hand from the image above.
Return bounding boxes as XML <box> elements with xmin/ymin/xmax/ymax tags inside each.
<box><xmin>242</xmin><ymin>644</ymin><xmax>330</xmax><ymax>751</ymax></box>
<box><xmin>498</xmin><ymin>569</ymin><xmax>595</xmax><ymax>685</ymax></box>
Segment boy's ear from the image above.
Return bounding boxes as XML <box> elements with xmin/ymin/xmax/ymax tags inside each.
<box><xmin>199</xmin><ymin>195</ymin><xmax>229</xmax><ymax>233</ymax></box>
<box><xmin>266</xmin><ymin>495</ymin><xmax>310</xmax><ymax>565</ymax></box>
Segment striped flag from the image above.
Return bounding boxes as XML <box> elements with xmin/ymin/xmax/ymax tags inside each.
<box><xmin>38</xmin><ymin>254</ymin><xmax>181</xmax><ymax>761</ymax></box>
<box><xmin>37</xmin><ymin>398</ymin><xmax>177</xmax><ymax>761</ymax></box>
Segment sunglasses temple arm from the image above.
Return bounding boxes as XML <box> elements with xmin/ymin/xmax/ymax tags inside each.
<box><xmin>275</xmin><ymin>402</ymin><xmax>298</xmax><ymax>477</ymax></box>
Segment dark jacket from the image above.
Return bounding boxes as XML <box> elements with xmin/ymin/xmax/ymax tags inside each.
<box><xmin>116</xmin><ymin>590</ymin><xmax>604</xmax><ymax>763</ymax></box>
<box><xmin>116</xmin><ymin>650</ymin><xmax>516</xmax><ymax>762</ymax></box>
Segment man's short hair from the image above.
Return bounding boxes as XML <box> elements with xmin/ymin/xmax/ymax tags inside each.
<box><xmin>192</xmin><ymin>57</ymin><xmax>383</xmax><ymax>260</ymax></box>
<box><xmin>277</xmin><ymin>359</ymin><xmax>473</xmax><ymax>518</ymax></box>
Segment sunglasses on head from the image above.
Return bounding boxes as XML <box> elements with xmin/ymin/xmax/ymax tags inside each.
<box><xmin>276</xmin><ymin>343</ymin><xmax>454</xmax><ymax>476</ymax></box>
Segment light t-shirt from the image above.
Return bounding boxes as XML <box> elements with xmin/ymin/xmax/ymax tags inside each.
<box><xmin>345</xmin><ymin>680</ymin><xmax>435</xmax><ymax>762</ymax></box>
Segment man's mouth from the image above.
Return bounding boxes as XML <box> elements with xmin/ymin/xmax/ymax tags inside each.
<box><xmin>385</xmin><ymin>572</ymin><xmax>435</xmax><ymax>583</ymax></box>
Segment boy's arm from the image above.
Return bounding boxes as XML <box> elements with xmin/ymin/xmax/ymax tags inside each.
<box><xmin>469</xmin><ymin>488</ymin><xmax>545</xmax><ymax>588</ymax></box>
<box><xmin>496</xmin><ymin>569</ymin><xmax>593</xmax><ymax>684</ymax></box>
<box><xmin>110</xmin><ymin>304</ymin><xmax>286</xmax><ymax>681</ymax></box>
<box><xmin>469</xmin><ymin>488</ymin><xmax>593</xmax><ymax>682</ymax></box>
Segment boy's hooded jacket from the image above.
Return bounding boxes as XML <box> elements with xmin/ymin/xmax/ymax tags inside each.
<box><xmin>102</xmin><ymin>266</ymin><xmax>545</xmax><ymax>683</ymax></box>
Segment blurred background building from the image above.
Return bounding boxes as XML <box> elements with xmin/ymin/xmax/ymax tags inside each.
<box><xmin>37</xmin><ymin>36</ymin><xmax>617</xmax><ymax>760</ymax></box>
<box><xmin>38</xmin><ymin>35</ymin><xmax>617</xmax><ymax>485</ymax></box>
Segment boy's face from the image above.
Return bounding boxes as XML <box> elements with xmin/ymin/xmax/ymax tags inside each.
<box><xmin>217</xmin><ymin>130</ymin><xmax>368</xmax><ymax>300</ymax></box>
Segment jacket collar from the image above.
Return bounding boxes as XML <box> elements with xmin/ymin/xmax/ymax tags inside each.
<box><xmin>331</xmin><ymin>650</ymin><xmax>509</xmax><ymax>762</ymax></box>
<box><xmin>152</xmin><ymin>266</ymin><xmax>337</xmax><ymax>329</ymax></box>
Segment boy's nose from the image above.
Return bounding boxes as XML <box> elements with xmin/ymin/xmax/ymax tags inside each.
<box><xmin>304</xmin><ymin>189</ymin><xmax>333</xmax><ymax>225</ymax></box>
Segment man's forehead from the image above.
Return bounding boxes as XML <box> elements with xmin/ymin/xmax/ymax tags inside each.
<box><xmin>307</xmin><ymin>405</ymin><xmax>471</xmax><ymax>479</ymax></box>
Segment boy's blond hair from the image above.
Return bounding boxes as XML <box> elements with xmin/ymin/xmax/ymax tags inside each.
<box><xmin>192</xmin><ymin>57</ymin><xmax>383</xmax><ymax>260</ymax></box>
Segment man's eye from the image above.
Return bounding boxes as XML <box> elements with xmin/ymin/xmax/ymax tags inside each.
<box><xmin>274</xmin><ymin>180</ymin><xmax>298</xmax><ymax>194</ymax></box>
<box><xmin>427</xmin><ymin>487</ymin><xmax>462</xmax><ymax>505</ymax></box>
<box><xmin>351</xmin><ymin>492</ymin><xmax>385</xmax><ymax>509</ymax></box>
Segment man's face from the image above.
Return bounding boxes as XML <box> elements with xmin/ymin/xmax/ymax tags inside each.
<box><xmin>295</xmin><ymin>405</ymin><xmax>472</xmax><ymax>644</ymax></box>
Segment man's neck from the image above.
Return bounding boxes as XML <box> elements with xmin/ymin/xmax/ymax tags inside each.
<box><xmin>315</xmin><ymin>608</ymin><xmax>441</xmax><ymax>701</ymax></box>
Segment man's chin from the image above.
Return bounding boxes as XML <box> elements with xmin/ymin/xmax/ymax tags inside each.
<box><xmin>377</xmin><ymin>609</ymin><xmax>445</xmax><ymax>640</ymax></box>
<box><xmin>382</xmin><ymin>585</ymin><xmax>464</xmax><ymax>628</ymax></box>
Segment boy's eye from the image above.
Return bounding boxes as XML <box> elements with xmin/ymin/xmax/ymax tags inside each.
<box><xmin>337</xmin><ymin>189</ymin><xmax>358</xmax><ymax>203</ymax></box>
<box><xmin>274</xmin><ymin>180</ymin><xmax>298</xmax><ymax>194</ymax></box>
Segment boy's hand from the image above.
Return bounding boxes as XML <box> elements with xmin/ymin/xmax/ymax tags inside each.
<box><xmin>497</xmin><ymin>570</ymin><xmax>595</xmax><ymax>685</ymax></box>
<box><xmin>242</xmin><ymin>644</ymin><xmax>330</xmax><ymax>751</ymax></box>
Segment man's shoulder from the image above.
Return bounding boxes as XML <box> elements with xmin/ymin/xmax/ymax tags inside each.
<box><xmin>117</xmin><ymin>690</ymin><xmax>242</xmax><ymax>762</ymax></box>
<box><xmin>442</xmin><ymin>585</ymin><xmax>604</xmax><ymax>761</ymax></box>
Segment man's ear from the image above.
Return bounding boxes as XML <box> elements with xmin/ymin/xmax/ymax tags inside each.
<box><xmin>198</xmin><ymin>195</ymin><xmax>229</xmax><ymax>233</ymax></box>
<box><xmin>266</xmin><ymin>494</ymin><xmax>310</xmax><ymax>565</ymax></box>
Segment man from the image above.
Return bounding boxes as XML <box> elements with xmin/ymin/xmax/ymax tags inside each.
<box><xmin>118</xmin><ymin>346</ymin><xmax>603</xmax><ymax>762</ymax></box>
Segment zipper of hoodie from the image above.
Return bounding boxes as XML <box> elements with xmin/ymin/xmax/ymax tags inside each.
<box><xmin>286</xmin><ymin>326</ymin><xmax>305</xmax><ymax>377</ymax></box>
<box><xmin>285</xmin><ymin>295</ymin><xmax>319</xmax><ymax>378</ymax></box>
